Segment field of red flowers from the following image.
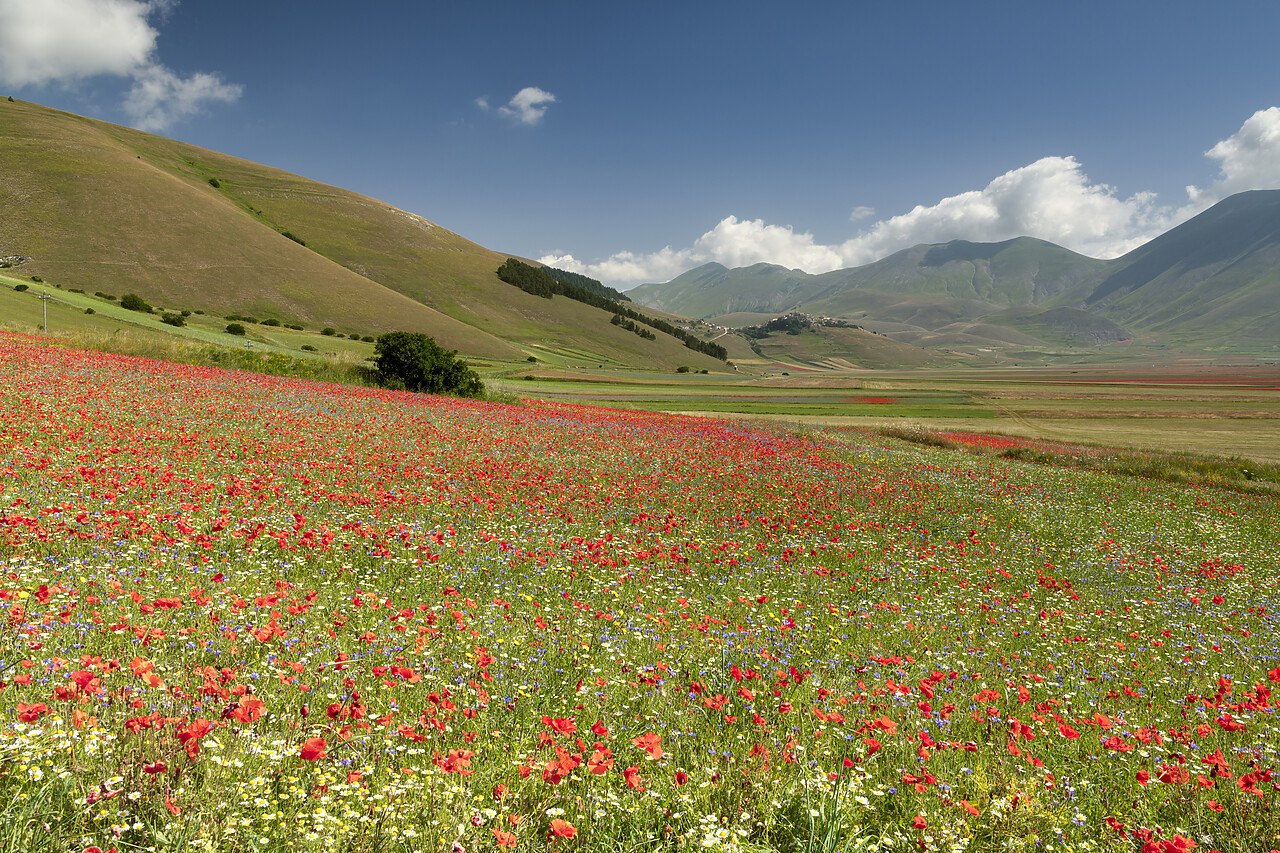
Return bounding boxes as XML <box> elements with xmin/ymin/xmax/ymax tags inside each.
<box><xmin>940</xmin><ymin>433</ymin><xmax>1102</xmax><ymax>458</ymax></box>
<box><xmin>2</xmin><ymin>333</ymin><xmax>1279</xmax><ymax>853</ymax></box>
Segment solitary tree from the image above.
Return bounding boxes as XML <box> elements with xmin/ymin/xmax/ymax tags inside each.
<box><xmin>120</xmin><ymin>293</ymin><xmax>153</xmax><ymax>313</ymax></box>
<box><xmin>372</xmin><ymin>332</ymin><xmax>484</xmax><ymax>398</ymax></box>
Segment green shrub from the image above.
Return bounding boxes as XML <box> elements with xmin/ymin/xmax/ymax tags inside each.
<box><xmin>321</xmin><ymin>327</ymin><xmax>336</xmax><ymax>337</ymax></box>
<box><xmin>208</xmin><ymin>178</ymin><xmax>221</xmax><ymax>188</ymax></box>
<box><xmin>361</xmin><ymin>336</ymin><xmax>374</xmax><ymax>343</ymax></box>
<box><xmin>372</xmin><ymin>332</ymin><xmax>484</xmax><ymax>398</ymax></box>
<box><xmin>161</xmin><ymin>312</ymin><xmax>186</xmax><ymax>328</ymax></box>
<box><xmin>261</xmin><ymin>318</ymin><xmax>281</xmax><ymax>327</ymax></box>
<box><xmin>84</xmin><ymin>308</ymin><xmax>95</xmax><ymax>315</ymax></box>
<box><xmin>301</xmin><ymin>345</ymin><xmax>317</xmax><ymax>352</ymax></box>
<box><xmin>676</xmin><ymin>366</ymin><xmax>690</xmax><ymax>373</ymax></box>
<box><xmin>30</xmin><ymin>275</ymin><xmax>42</xmax><ymax>283</ymax></box>
<box><xmin>120</xmin><ymin>293</ymin><xmax>153</xmax><ymax>313</ymax></box>
<box><xmin>526</xmin><ymin>355</ymin><xmax>537</xmax><ymax>363</ymax></box>
<box><xmin>225</xmin><ymin>323</ymin><xmax>246</xmax><ymax>336</ymax></box>
<box><xmin>13</xmin><ymin>283</ymin><xmax>28</xmax><ymax>292</ymax></box>
<box><xmin>999</xmin><ymin>447</ymin><xmax>1056</xmax><ymax>465</ymax></box>
<box><xmin>95</xmin><ymin>291</ymin><xmax>116</xmax><ymax>300</ymax></box>
<box><xmin>349</xmin><ymin>332</ymin><xmax>361</xmax><ymax>340</ymax></box>
<box><xmin>877</xmin><ymin>426</ymin><xmax>958</xmax><ymax>450</ymax></box>
<box><xmin>285</xmin><ymin>323</ymin><xmax>304</xmax><ymax>331</ymax></box>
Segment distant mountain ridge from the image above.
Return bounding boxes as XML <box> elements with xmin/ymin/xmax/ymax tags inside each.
<box><xmin>630</xmin><ymin>191</ymin><xmax>1280</xmax><ymax>353</ymax></box>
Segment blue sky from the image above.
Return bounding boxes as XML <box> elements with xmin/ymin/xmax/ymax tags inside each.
<box><xmin>3</xmin><ymin>0</ymin><xmax>1280</xmax><ymax>287</ymax></box>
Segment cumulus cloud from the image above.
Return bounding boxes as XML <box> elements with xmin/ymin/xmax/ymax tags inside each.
<box><xmin>497</xmin><ymin>86</ymin><xmax>556</xmax><ymax>125</ymax></box>
<box><xmin>123</xmin><ymin>64</ymin><xmax>241</xmax><ymax>132</ymax></box>
<box><xmin>554</xmin><ymin>108</ymin><xmax>1280</xmax><ymax>288</ymax></box>
<box><xmin>836</xmin><ymin>156</ymin><xmax>1172</xmax><ymax>265</ymax></box>
<box><xmin>1186</xmin><ymin>107</ymin><xmax>1280</xmax><ymax>206</ymax></box>
<box><xmin>540</xmin><ymin>216</ymin><xmax>846</xmax><ymax>287</ymax></box>
<box><xmin>0</xmin><ymin>0</ymin><xmax>240</xmax><ymax>130</ymax></box>
<box><xmin>849</xmin><ymin>205</ymin><xmax>875</xmax><ymax>222</ymax></box>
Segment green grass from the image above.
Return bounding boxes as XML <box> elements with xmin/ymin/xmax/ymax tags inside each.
<box><xmin>501</xmin><ymin>364</ymin><xmax>1280</xmax><ymax>465</ymax></box>
<box><xmin>3</xmin><ymin>337</ymin><xmax>1280</xmax><ymax>852</ymax></box>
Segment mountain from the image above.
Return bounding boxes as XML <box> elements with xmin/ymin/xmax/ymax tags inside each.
<box><xmin>1084</xmin><ymin>190</ymin><xmax>1280</xmax><ymax>347</ymax></box>
<box><xmin>0</xmin><ymin>99</ymin><xmax>725</xmax><ymax>370</ymax></box>
<box><xmin>627</xmin><ymin>262</ymin><xmax>828</xmax><ymax>318</ymax></box>
<box><xmin>630</xmin><ymin>193</ymin><xmax>1280</xmax><ymax>354</ymax></box>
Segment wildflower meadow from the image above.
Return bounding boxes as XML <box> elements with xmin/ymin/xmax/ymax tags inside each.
<box><xmin>1</xmin><ymin>333</ymin><xmax>1278</xmax><ymax>853</ymax></box>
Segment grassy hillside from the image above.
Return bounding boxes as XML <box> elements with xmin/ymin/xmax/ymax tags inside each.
<box><xmin>0</xmin><ymin>99</ymin><xmax>728</xmax><ymax>370</ymax></box>
<box><xmin>0</xmin><ymin>100</ymin><xmax>513</xmax><ymax>355</ymax></box>
<box><xmin>814</xmin><ymin>237</ymin><xmax>1109</xmax><ymax>307</ymax></box>
<box><xmin>1086</xmin><ymin>190</ymin><xmax>1280</xmax><ymax>351</ymax></box>
<box><xmin>742</xmin><ymin>324</ymin><xmax>955</xmax><ymax>370</ymax></box>
<box><xmin>627</xmin><ymin>262</ymin><xmax>829</xmax><ymax>319</ymax></box>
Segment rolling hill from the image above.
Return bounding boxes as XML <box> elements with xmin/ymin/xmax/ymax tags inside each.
<box><xmin>0</xmin><ymin>99</ymin><xmax>726</xmax><ymax>370</ymax></box>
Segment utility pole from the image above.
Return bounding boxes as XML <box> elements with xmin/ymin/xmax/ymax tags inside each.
<box><xmin>38</xmin><ymin>290</ymin><xmax>51</xmax><ymax>332</ymax></box>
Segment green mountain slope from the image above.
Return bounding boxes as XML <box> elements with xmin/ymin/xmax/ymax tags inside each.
<box><xmin>626</xmin><ymin>262</ymin><xmax>828</xmax><ymax>318</ymax></box>
<box><xmin>631</xmin><ymin>194</ymin><xmax>1280</xmax><ymax>355</ymax></box>
<box><xmin>819</xmin><ymin>237</ymin><xmax>1109</xmax><ymax>306</ymax></box>
<box><xmin>0</xmin><ymin>99</ymin><xmax>725</xmax><ymax>369</ymax></box>
<box><xmin>1084</xmin><ymin>190</ymin><xmax>1280</xmax><ymax>348</ymax></box>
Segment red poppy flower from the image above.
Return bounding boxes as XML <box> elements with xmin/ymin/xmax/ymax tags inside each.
<box><xmin>623</xmin><ymin>765</ymin><xmax>643</xmax><ymax>789</ymax></box>
<box><xmin>230</xmin><ymin>697</ymin><xmax>265</xmax><ymax>723</ymax></box>
<box><xmin>632</xmin><ymin>732</ymin><xmax>663</xmax><ymax>759</ymax></box>
<box><xmin>542</xmin><ymin>715</ymin><xmax>576</xmax><ymax>735</ymax></box>
<box><xmin>16</xmin><ymin>702</ymin><xmax>50</xmax><ymax>723</ymax></box>
<box><xmin>300</xmin><ymin>736</ymin><xmax>328</xmax><ymax>761</ymax></box>
<box><xmin>548</xmin><ymin>818</ymin><xmax>577</xmax><ymax>839</ymax></box>
<box><xmin>587</xmin><ymin>746</ymin><xmax>613</xmax><ymax>775</ymax></box>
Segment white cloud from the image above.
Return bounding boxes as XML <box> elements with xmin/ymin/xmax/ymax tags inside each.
<box><xmin>123</xmin><ymin>64</ymin><xmax>241</xmax><ymax>132</ymax></box>
<box><xmin>559</xmin><ymin>109</ymin><xmax>1280</xmax><ymax>288</ymax></box>
<box><xmin>0</xmin><ymin>0</ymin><xmax>240</xmax><ymax>130</ymax></box>
<box><xmin>497</xmin><ymin>86</ymin><xmax>556</xmax><ymax>125</ymax></box>
<box><xmin>836</xmin><ymin>156</ymin><xmax>1172</xmax><ymax>265</ymax></box>
<box><xmin>541</xmin><ymin>248</ymin><xmax>695</xmax><ymax>286</ymax></box>
<box><xmin>0</xmin><ymin>0</ymin><xmax>155</xmax><ymax>85</ymax></box>
<box><xmin>541</xmin><ymin>217</ymin><xmax>847</xmax><ymax>287</ymax></box>
<box><xmin>849</xmin><ymin>205</ymin><xmax>875</xmax><ymax>222</ymax></box>
<box><xmin>1186</xmin><ymin>107</ymin><xmax>1280</xmax><ymax>206</ymax></box>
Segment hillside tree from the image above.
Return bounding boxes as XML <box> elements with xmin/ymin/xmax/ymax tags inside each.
<box><xmin>372</xmin><ymin>332</ymin><xmax>484</xmax><ymax>398</ymax></box>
